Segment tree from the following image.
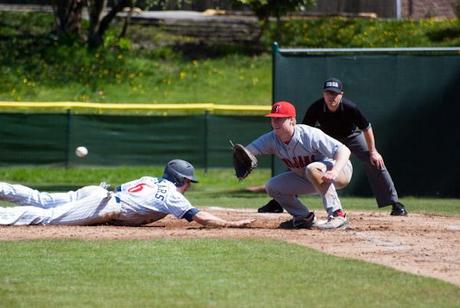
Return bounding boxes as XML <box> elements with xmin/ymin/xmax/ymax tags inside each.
<box><xmin>51</xmin><ymin>0</ymin><xmax>134</xmax><ymax>49</ymax></box>
<box><xmin>87</xmin><ymin>0</ymin><xmax>134</xmax><ymax>49</ymax></box>
<box><xmin>235</xmin><ymin>0</ymin><xmax>315</xmax><ymax>40</ymax></box>
<box><xmin>52</xmin><ymin>0</ymin><xmax>86</xmax><ymax>38</ymax></box>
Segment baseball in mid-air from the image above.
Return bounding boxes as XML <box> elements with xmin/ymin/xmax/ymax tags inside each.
<box><xmin>75</xmin><ymin>146</ymin><xmax>88</xmax><ymax>158</ymax></box>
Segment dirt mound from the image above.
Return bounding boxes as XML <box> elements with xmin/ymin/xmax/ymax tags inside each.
<box><xmin>1</xmin><ymin>209</ymin><xmax>459</xmax><ymax>287</ymax></box>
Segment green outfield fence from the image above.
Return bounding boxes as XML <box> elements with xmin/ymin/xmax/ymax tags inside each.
<box><xmin>0</xmin><ymin>102</ymin><xmax>272</xmax><ymax>170</ymax></box>
<box><xmin>272</xmin><ymin>43</ymin><xmax>460</xmax><ymax>197</ymax></box>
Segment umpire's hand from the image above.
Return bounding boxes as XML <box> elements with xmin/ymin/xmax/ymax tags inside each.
<box><xmin>370</xmin><ymin>150</ymin><xmax>385</xmax><ymax>170</ymax></box>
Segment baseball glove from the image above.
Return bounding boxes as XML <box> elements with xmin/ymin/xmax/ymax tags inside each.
<box><xmin>231</xmin><ymin>142</ymin><xmax>258</xmax><ymax>180</ymax></box>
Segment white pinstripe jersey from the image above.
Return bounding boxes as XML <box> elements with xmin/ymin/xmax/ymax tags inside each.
<box><xmin>113</xmin><ymin>176</ymin><xmax>195</xmax><ymax>226</ymax></box>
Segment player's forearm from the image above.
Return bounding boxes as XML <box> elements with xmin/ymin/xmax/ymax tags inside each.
<box><xmin>192</xmin><ymin>211</ymin><xmax>233</xmax><ymax>228</ymax></box>
<box><xmin>332</xmin><ymin>145</ymin><xmax>351</xmax><ymax>173</ymax></box>
<box><xmin>246</xmin><ymin>144</ymin><xmax>258</xmax><ymax>156</ymax></box>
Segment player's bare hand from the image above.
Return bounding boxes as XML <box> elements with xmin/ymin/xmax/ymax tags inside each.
<box><xmin>322</xmin><ymin>170</ymin><xmax>338</xmax><ymax>183</ymax></box>
<box><xmin>229</xmin><ymin>218</ymin><xmax>255</xmax><ymax>228</ymax></box>
<box><xmin>370</xmin><ymin>151</ymin><xmax>385</xmax><ymax>170</ymax></box>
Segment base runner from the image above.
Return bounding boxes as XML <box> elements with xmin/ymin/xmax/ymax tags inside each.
<box><xmin>0</xmin><ymin>159</ymin><xmax>253</xmax><ymax>228</ymax></box>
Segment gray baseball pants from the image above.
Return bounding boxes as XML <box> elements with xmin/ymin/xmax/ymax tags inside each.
<box><xmin>265</xmin><ymin>160</ymin><xmax>352</xmax><ymax>218</ymax></box>
<box><xmin>342</xmin><ymin>132</ymin><xmax>398</xmax><ymax>207</ymax></box>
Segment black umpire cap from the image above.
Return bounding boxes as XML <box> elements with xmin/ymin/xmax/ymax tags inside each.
<box><xmin>323</xmin><ymin>78</ymin><xmax>343</xmax><ymax>93</ymax></box>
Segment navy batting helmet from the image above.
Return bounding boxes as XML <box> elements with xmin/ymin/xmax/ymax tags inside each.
<box><xmin>163</xmin><ymin>159</ymin><xmax>199</xmax><ymax>187</ymax></box>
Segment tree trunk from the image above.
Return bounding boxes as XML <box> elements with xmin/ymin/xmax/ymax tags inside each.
<box><xmin>52</xmin><ymin>0</ymin><xmax>86</xmax><ymax>39</ymax></box>
<box><xmin>87</xmin><ymin>0</ymin><xmax>132</xmax><ymax>49</ymax></box>
<box><xmin>120</xmin><ymin>2</ymin><xmax>134</xmax><ymax>38</ymax></box>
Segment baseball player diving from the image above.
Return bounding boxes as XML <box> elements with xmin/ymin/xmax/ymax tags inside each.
<box><xmin>0</xmin><ymin>159</ymin><xmax>253</xmax><ymax>228</ymax></box>
<box><xmin>241</xmin><ymin>101</ymin><xmax>353</xmax><ymax>229</ymax></box>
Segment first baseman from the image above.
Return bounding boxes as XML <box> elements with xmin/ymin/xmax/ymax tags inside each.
<box><xmin>0</xmin><ymin>159</ymin><xmax>253</xmax><ymax>228</ymax></box>
<box><xmin>246</xmin><ymin>101</ymin><xmax>353</xmax><ymax>229</ymax></box>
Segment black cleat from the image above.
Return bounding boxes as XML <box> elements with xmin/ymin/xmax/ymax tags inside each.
<box><xmin>258</xmin><ymin>199</ymin><xmax>283</xmax><ymax>213</ymax></box>
<box><xmin>390</xmin><ymin>202</ymin><xmax>408</xmax><ymax>216</ymax></box>
<box><xmin>279</xmin><ymin>212</ymin><xmax>316</xmax><ymax>229</ymax></box>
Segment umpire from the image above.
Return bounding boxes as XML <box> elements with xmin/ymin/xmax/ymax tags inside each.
<box><xmin>258</xmin><ymin>77</ymin><xmax>407</xmax><ymax>216</ymax></box>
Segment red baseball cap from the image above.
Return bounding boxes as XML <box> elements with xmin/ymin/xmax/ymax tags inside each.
<box><xmin>264</xmin><ymin>101</ymin><xmax>296</xmax><ymax>118</ymax></box>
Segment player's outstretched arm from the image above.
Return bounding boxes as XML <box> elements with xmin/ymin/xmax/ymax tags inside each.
<box><xmin>192</xmin><ymin>211</ymin><xmax>254</xmax><ymax>228</ymax></box>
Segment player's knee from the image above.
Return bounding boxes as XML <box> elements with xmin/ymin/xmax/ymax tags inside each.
<box><xmin>79</xmin><ymin>186</ymin><xmax>111</xmax><ymax>202</ymax></box>
<box><xmin>95</xmin><ymin>186</ymin><xmax>111</xmax><ymax>199</ymax></box>
<box><xmin>75</xmin><ymin>185</ymin><xmax>105</xmax><ymax>200</ymax></box>
<box><xmin>265</xmin><ymin>180</ymin><xmax>276</xmax><ymax>197</ymax></box>
<box><xmin>265</xmin><ymin>179</ymin><xmax>284</xmax><ymax>198</ymax></box>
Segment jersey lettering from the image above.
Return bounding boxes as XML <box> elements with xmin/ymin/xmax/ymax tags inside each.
<box><xmin>154</xmin><ymin>184</ymin><xmax>168</xmax><ymax>201</ymax></box>
<box><xmin>282</xmin><ymin>155</ymin><xmax>314</xmax><ymax>169</ymax></box>
<box><xmin>128</xmin><ymin>183</ymin><xmax>147</xmax><ymax>193</ymax></box>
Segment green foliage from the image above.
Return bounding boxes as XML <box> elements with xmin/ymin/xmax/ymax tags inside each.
<box><xmin>1</xmin><ymin>12</ymin><xmax>460</xmax><ymax>104</ymax></box>
<box><xmin>264</xmin><ymin>17</ymin><xmax>460</xmax><ymax>47</ymax></box>
<box><xmin>0</xmin><ymin>12</ymin><xmax>136</xmax><ymax>102</ymax></box>
<box><xmin>0</xmin><ymin>11</ymin><xmax>52</xmax><ymax>37</ymax></box>
<box><xmin>0</xmin><ymin>239</ymin><xmax>458</xmax><ymax>306</ymax></box>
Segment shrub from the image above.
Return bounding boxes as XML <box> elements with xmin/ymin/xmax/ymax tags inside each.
<box><xmin>262</xmin><ymin>17</ymin><xmax>460</xmax><ymax>48</ymax></box>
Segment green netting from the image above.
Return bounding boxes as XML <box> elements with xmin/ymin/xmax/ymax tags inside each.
<box><xmin>0</xmin><ymin>113</ymin><xmax>271</xmax><ymax>169</ymax></box>
<box><xmin>273</xmin><ymin>45</ymin><xmax>460</xmax><ymax>197</ymax></box>
<box><xmin>0</xmin><ymin>113</ymin><xmax>68</xmax><ymax>165</ymax></box>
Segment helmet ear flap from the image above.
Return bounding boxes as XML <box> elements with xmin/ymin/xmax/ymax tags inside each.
<box><xmin>163</xmin><ymin>159</ymin><xmax>198</xmax><ymax>187</ymax></box>
<box><xmin>163</xmin><ymin>165</ymin><xmax>184</xmax><ymax>187</ymax></box>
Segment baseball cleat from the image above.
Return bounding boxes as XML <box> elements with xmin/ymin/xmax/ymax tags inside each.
<box><xmin>316</xmin><ymin>210</ymin><xmax>348</xmax><ymax>229</ymax></box>
<box><xmin>258</xmin><ymin>199</ymin><xmax>283</xmax><ymax>213</ymax></box>
<box><xmin>390</xmin><ymin>202</ymin><xmax>408</xmax><ymax>216</ymax></box>
<box><xmin>279</xmin><ymin>212</ymin><xmax>316</xmax><ymax>229</ymax></box>
<box><xmin>99</xmin><ymin>182</ymin><xmax>111</xmax><ymax>190</ymax></box>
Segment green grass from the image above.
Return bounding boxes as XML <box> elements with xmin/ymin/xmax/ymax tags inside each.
<box><xmin>0</xmin><ymin>166</ymin><xmax>459</xmax><ymax>215</ymax></box>
<box><xmin>0</xmin><ymin>239</ymin><xmax>458</xmax><ymax>307</ymax></box>
<box><xmin>0</xmin><ymin>169</ymin><xmax>459</xmax><ymax>306</ymax></box>
<box><xmin>0</xmin><ymin>166</ymin><xmax>270</xmax><ymax>191</ymax></box>
<box><xmin>12</xmin><ymin>54</ymin><xmax>272</xmax><ymax>105</ymax></box>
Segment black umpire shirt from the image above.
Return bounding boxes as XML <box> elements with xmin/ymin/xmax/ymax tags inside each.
<box><xmin>302</xmin><ymin>97</ymin><xmax>370</xmax><ymax>140</ymax></box>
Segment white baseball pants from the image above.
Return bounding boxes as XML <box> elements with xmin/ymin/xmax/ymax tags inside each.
<box><xmin>0</xmin><ymin>183</ymin><xmax>120</xmax><ymax>225</ymax></box>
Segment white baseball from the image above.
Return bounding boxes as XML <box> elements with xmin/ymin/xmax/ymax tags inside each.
<box><xmin>75</xmin><ymin>146</ymin><xmax>88</xmax><ymax>158</ymax></box>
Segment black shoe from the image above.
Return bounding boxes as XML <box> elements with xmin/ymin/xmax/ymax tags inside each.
<box><xmin>258</xmin><ymin>199</ymin><xmax>283</xmax><ymax>213</ymax></box>
<box><xmin>390</xmin><ymin>202</ymin><xmax>408</xmax><ymax>216</ymax></box>
<box><xmin>279</xmin><ymin>212</ymin><xmax>316</xmax><ymax>229</ymax></box>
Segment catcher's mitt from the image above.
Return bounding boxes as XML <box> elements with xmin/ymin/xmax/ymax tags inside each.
<box><xmin>231</xmin><ymin>142</ymin><xmax>258</xmax><ymax>180</ymax></box>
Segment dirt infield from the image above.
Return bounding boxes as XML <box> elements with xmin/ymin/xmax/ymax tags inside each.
<box><xmin>1</xmin><ymin>209</ymin><xmax>459</xmax><ymax>287</ymax></box>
